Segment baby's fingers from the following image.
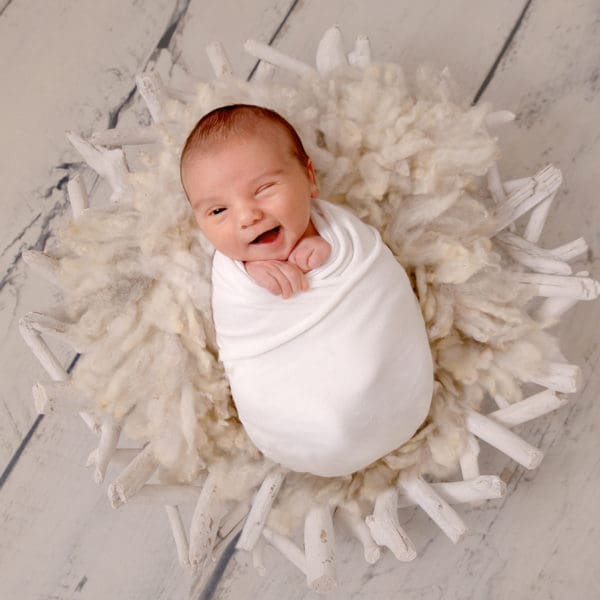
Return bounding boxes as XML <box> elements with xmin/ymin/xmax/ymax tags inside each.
<box><xmin>269</xmin><ymin>263</ymin><xmax>294</xmax><ymax>299</ymax></box>
<box><xmin>289</xmin><ymin>246</ymin><xmax>312</xmax><ymax>272</ymax></box>
<box><xmin>276</xmin><ymin>262</ymin><xmax>307</xmax><ymax>298</ymax></box>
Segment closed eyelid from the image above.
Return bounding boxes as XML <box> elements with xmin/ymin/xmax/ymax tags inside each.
<box><xmin>256</xmin><ymin>181</ymin><xmax>277</xmax><ymax>193</ymax></box>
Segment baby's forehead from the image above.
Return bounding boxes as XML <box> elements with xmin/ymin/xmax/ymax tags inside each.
<box><xmin>184</xmin><ymin>123</ymin><xmax>296</xmax><ymax>168</ymax></box>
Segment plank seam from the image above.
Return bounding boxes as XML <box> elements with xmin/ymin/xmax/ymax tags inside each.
<box><xmin>472</xmin><ymin>0</ymin><xmax>534</xmax><ymax>105</ymax></box>
<box><xmin>0</xmin><ymin>0</ymin><xmax>14</xmax><ymax>19</ymax></box>
<box><xmin>247</xmin><ymin>0</ymin><xmax>300</xmax><ymax>81</ymax></box>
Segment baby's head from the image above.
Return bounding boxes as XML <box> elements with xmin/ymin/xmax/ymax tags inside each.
<box><xmin>180</xmin><ymin>104</ymin><xmax>319</xmax><ymax>262</ymax></box>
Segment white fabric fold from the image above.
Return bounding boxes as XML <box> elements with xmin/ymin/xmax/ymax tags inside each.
<box><xmin>211</xmin><ymin>198</ymin><xmax>433</xmax><ymax>477</ymax></box>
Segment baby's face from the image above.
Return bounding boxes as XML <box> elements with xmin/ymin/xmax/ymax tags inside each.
<box><xmin>182</xmin><ymin>126</ymin><xmax>318</xmax><ymax>262</ymax></box>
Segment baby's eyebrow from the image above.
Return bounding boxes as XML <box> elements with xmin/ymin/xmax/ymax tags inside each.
<box><xmin>191</xmin><ymin>195</ymin><xmax>220</xmax><ymax>209</ymax></box>
<box><xmin>251</xmin><ymin>169</ymin><xmax>284</xmax><ymax>183</ymax></box>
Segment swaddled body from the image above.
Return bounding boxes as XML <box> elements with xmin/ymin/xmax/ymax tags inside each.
<box><xmin>180</xmin><ymin>104</ymin><xmax>433</xmax><ymax>478</ymax></box>
<box><xmin>212</xmin><ymin>199</ymin><xmax>433</xmax><ymax>477</ymax></box>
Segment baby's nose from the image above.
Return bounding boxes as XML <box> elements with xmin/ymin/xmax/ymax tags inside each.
<box><xmin>239</xmin><ymin>204</ymin><xmax>263</xmax><ymax>227</ymax></box>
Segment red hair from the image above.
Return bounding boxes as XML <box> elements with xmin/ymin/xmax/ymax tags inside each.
<box><xmin>180</xmin><ymin>104</ymin><xmax>310</xmax><ymax>195</ymax></box>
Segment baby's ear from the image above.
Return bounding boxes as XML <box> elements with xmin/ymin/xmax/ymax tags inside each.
<box><xmin>307</xmin><ymin>159</ymin><xmax>320</xmax><ymax>199</ymax></box>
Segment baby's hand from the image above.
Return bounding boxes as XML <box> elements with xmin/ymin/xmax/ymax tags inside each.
<box><xmin>288</xmin><ymin>236</ymin><xmax>331</xmax><ymax>273</ymax></box>
<box><xmin>245</xmin><ymin>260</ymin><xmax>309</xmax><ymax>299</ymax></box>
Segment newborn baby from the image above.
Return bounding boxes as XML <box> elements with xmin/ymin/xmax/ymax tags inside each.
<box><xmin>181</xmin><ymin>104</ymin><xmax>433</xmax><ymax>477</ymax></box>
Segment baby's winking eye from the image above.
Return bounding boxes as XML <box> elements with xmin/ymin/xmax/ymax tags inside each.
<box><xmin>256</xmin><ymin>182</ymin><xmax>275</xmax><ymax>194</ymax></box>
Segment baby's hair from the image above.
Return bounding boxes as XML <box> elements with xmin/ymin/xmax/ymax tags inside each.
<box><xmin>180</xmin><ymin>104</ymin><xmax>310</xmax><ymax>193</ymax></box>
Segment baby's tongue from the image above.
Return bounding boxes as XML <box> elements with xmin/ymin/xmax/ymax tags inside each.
<box><xmin>255</xmin><ymin>226</ymin><xmax>279</xmax><ymax>244</ymax></box>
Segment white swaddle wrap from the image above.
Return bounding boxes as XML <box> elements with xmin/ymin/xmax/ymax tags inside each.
<box><xmin>211</xmin><ymin>198</ymin><xmax>433</xmax><ymax>477</ymax></box>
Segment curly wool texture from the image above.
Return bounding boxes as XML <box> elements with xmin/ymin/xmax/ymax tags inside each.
<box><xmin>51</xmin><ymin>60</ymin><xmax>562</xmax><ymax>534</ymax></box>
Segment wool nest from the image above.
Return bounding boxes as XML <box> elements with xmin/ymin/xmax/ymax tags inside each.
<box><xmin>20</xmin><ymin>26</ymin><xmax>599</xmax><ymax>592</ymax></box>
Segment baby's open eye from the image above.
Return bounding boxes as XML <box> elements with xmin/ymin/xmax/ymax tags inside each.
<box><xmin>210</xmin><ymin>207</ymin><xmax>226</xmax><ymax>216</ymax></box>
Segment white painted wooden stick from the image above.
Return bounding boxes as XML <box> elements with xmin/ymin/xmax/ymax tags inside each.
<box><xmin>335</xmin><ymin>503</ymin><xmax>380</xmax><ymax>564</ymax></box>
<box><xmin>78</xmin><ymin>413</ymin><xmax>99</xmax><ymax>435</ymax></box>
<box><xmin>459</xmin><ymin>434</ymin><xmax>481</xmax><ymax>480</ymax></box>
<box><xmin>487</xmin><ymin>163</ymin><xmax>506</xmax><ymax>204</ymax></box>
<box><xmin>465</xmin><ymin>410</ymin><xmax>544</xmax><ymax>469</ymax></box>
<box><xmin>398</xmin><ymin>476</ymin><xmax>467</xmax><ymax>544</ymax></box>
<box><xmin>316</xmin><ymin>25</ymin><xmax>347</xmax><ymax>76</ymax></box>
<box><xmin>347</xmin><ymin>34</ymin><xmax>371</xmax><ymax>68</ymax></box>
<box><xmin>397</xmin><ymin>476</ymin><xmax>506</xmax><ymax>508</ymax></box>
<box><xmin>92</xmin><ymin>419</ymin><xmax>121</xmax><ymax>484</ymax></box>
<box><xmin>304</xmin><ymin>505</ymin><xmax>337</xmax><ymax>592</ymax></box>
<box><xmin>494</xmin><ymin>232</ymin><xmax>572</xmax><ymax>275</ymax></box>
<box><xmin>510</xmin><ymin>272</ymin><xmax>600</xmax><ymax>300</ymax></box>
<box><xmin>164</xmin><ymin>85</ymin><xmax>196</xmax><ymax>103</ymax></box>
<box><xmin>493</xmin><ymin>394</ymin><xmax>510</xmax><ymax>409</ymax></box>
<box><xmin>365</xmin><ymin>488</ymin><xmax>416</xmax><ymax>562</ymax></box>
<box><xmin>524</xmin><ymin>191</ymin><xmax>557</xmax><ymax>243</ymax></box>
<box><xmin>21</xmin><ymin>251</ymin><xmax>62</xmax><ymax>288</ymax></box>
<box><xmin>90</xmin><ymin>127</ymin><xmax>160</xmax><ymax>147</ymax></box>
<box><xmin>492</xmin><ymin>165</ymin><xmax>562</xmax><ymax>234</ymax></box>
<box><xmin>125</xmin><ymin>484</ymin><xmax>201</xmax><ymax>505</ymax></box>
<box><xmin>484</xmin><ymin>110</ymin><xmax>515</xmax><ymax>129</ymax></box>
<box><xmin>66</xmin><ymin>132</ymin><xmax>130</xmax><ymax>201</ymax></box>
<box><xmin>206</xmin><ymin>41</ymin><xmax>233</xmax><ymax>78</ymax></box>
<box><xmin>20</xmin><ymin>312</ymin><xmax>86</xmax><ymax>352</ymax></box>
<box><xmin>189</xmin><ymin>471</ymin><xmax>222</xmax><ymax>569</ymax></box>
<box><xmin>165</xmin><ymin>505</ymin><xmax>190</xmax><ymax>567</ymax></box>
<box><xmin>503</xmin><ymin>177</ymin><xmax>533</xmax><ymax>194</ymax></box>
<box><xmin>252</xmin><ymin>536</ymin><xmax>267</xmax><ymax>576</ymax></box>
<box><xmin>219</xmin><ymin>500</ymin><xmax>250</xmax><ymax>539</ymax></box>
<box><xmin>533</xmin><ymin>296</ymin><xmax>580</xmax><ymax>323</ymax></box>
<box><xmin>20</xmin><ymin>318</ymin><xmax>98</xmax><ymax>432</ymax></box>
<box><xmin>108</xmin><ymin>444</ymin><xmax>158</xmax><ymax>508</ymax></box>
<box><xmin>262</xmin><ymin>527</ymin><xmax>307</xmax><ymax>575</ymax></box>
<box><xmin>252</xmin><ymin>60</ymin><xmax>276</xmax><ymax>82</ymax></box>
<box><xmin>244</xmin><ymin>39</ymin><xmax>317</xmax><ymax>77</ymax></box>
<box><xmin>19</xmin><ymin>319</ymin><xmax>67</xmax><ymax>381</ymax></box>
<box><xmin>548</xmin><ymin>238</ymin><xmax>588</xmax><ymax>262</ymax></box>
<box><xmin>496</xmin><ymin>230</ymin><xmax>572</xmax><ymax>258</ymax></box>
<box><xmin>67</xmin><ymin>173</ymin><xmax>88</xmax><ymax>218</ymax></box>
<box><xmin>31</xmin><ymin>380</ymin><xmax>88</xmax><ymax>414</ymax></box>
<box><xmin>88</xmin><ymin>447</ymin><xmax>139</xmax><ymax>470</ymax></box>
<box><xmin>489</xmin><ymin>390</ymin><xmax>567</xmax><ymax>427</ymax></box>
<box><xmin>135</xmin><ymin>71</ymin><xmax>167</xmax><ymax>123</ymax></box>
<box><xmin>527</xmin><ymin>362</ymin><xmax>581</xmax><ymax>393</ymax></box>
<box><xmin>237</xmin><ymin>467</ymin><xmax>287</xmax><ymax>551</ymax></box>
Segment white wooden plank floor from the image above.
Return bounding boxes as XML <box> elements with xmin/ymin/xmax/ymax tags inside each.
<box><xmin>1</xmin><ymin>1</ymin><xmax>598</xmax><ymax>598</ymax></box>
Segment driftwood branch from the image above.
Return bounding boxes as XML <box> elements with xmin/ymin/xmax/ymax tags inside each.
<box><xmin>466</xmin><ymin>410</ymin><xmax>543</xmax><ymax>469</ymax></box>
<box><xmin>237</xmin><ymin>467</ymin><xmax>287</xmax><ymax>551</ymax></box>
<box><xmin>398</xmin><ymin>475</ymin><xmax>467</xmax><ymax>544</ymax></box>
<box><xmin>335</xmin><ymin>503</ymin><xmax>380</xmax><ymax>564</ymax></box>
<box><xmin>489</xmin><ymin>390</ymin><xmax>567</xmax><ymax>427</ymax></box>
<box><xmin>206</xmin><ymin>41</ymin><xmax>233</xmax><ymax>78</ymax></box>
<box><xmin>108</xmin><ymin>444</ymin><xmax>158</xmax><ymax>508</ymax></box>
<box><xmin>366</xmin><ymin>488</ymin><xmax>416</xmax><ymax>561</ymax></box>
<box><xmin>135</xmin><ymin>71</ymin><xmax>168</xmax><ymax>123</ymax></box>
<box><xmin>165</xmin><ymin>505</ymin><xmax>190</xmax><ymax>567</ymax></box>
<box><xmin>67</xmin><ymin>174</ymin><xmax>88</xmax><ymax>218</ymax></box>
<box><xmin>244</xmin><ymin>39</ymin><xmax>317</xmax><ymax>77</ymax></box>
<box><xmin>316</xmin><ymin>25</ymin><xmax>347</xmax><ymax>76</ymax></box>
<box><xmin>347</xmin><ymin>34</ymin><xmax>371</xmax><ymax>68</ymax></box>
<box><xmin>189</xmin><ymin>471</ymin><xmax>223</xmax><ymax>569</ymax></box>
<box><xmin>304</xmin><ymin>504</ymin><xmax>337</xmax><ymax>592</ymax></box>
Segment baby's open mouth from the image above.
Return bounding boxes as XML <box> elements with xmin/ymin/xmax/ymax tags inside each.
<box><xmin>251</xmin><ymin>226</ymin><xmax>281</xmax><ymax>244</ymax></box>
